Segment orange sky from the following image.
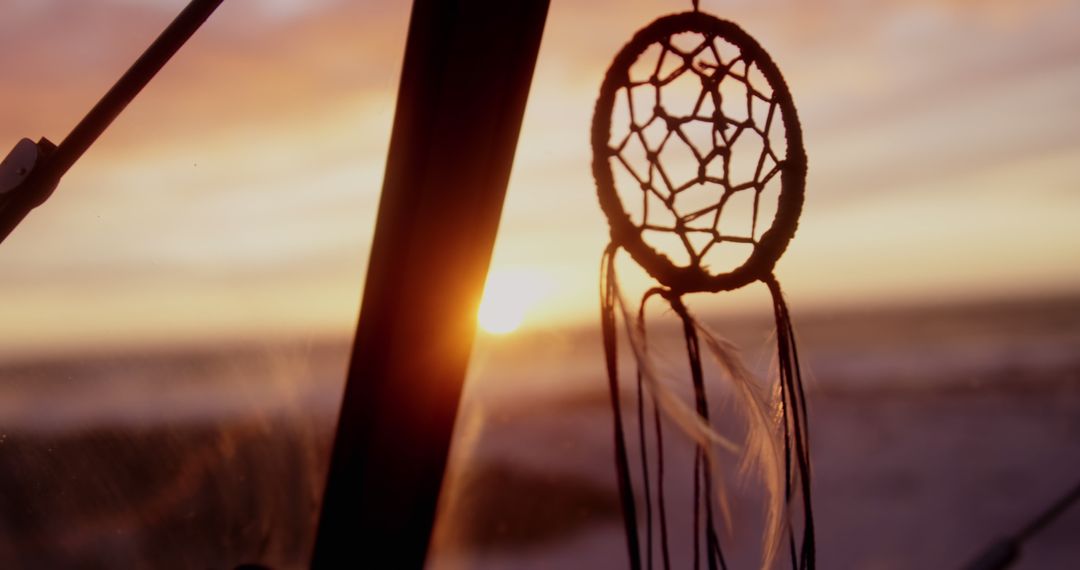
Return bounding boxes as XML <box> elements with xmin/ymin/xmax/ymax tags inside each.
<box><xmin>0</xmin><ymin>0</ymin><xmax>1078</xmax><ymax>356</ymax></box>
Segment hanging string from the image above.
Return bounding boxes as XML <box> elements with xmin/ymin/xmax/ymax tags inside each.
<box><xmin>602</xmin><ymin>244</ymin><xmax>644</xmax><ymax>570</ymax></box>
<box><xmin>607</xmin><ymin>254</ymin><xmax>731</xmax><ymax>570</ymax></box>
<box><xmin>691</xmin><ymin>0</ymin><xmax>701</xmax><ymax>13</ymax></box>
<box><xmin>635</xmin><ymin>299</ymin><xmax>654</xmax><ymax>570</ymax></box>
<box><xmin>687</xmin><ymin>308</ymin><xmax>789</xmax><ymax>570</ymax></box>
<box><xmin>605</xmin><ymin>248</ymin><xmax>805</xmax><ymax>570</ymax></box>
<box><xmin>669</xmin><ymin>294</ymin><xmax>727</xmax><ymax>570</ymax></box>
<box><xmin>639</xmin><ymin>288</ymin><xmax>673</xmax><ymax>570</ymax></box>
<box><xmin>765</xmin><ymin>275</ymin><xmax>816</xmax><ymax>570</ymax></box>
<box><xmin>653</xmin><ymin>394</ymin><xmax>673</xmax><ymax>570</ymax></box>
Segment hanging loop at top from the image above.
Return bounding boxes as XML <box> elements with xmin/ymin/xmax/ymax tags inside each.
<box><xmin>692</xmin><ymin>0</ymin><xmax>700</xmax><ymax>12</ymax></box>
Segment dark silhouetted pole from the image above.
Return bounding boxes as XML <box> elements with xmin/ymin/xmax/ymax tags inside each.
<box><xmin>311</xmin><ymin>0</ymin><xmax>549</xmax><ymax>567</ymax></box>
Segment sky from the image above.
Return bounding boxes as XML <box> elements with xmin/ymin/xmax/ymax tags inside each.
<box><xmin>0</xmin><ymin>0</ymin><xmax>1077</xmax><ymax>356</ymax></box>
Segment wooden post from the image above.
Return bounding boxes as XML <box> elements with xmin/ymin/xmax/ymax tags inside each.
<box><xmin>311</xmin><ymin>0</ymin><xmax>549</xmax><ymax>567</ymax></box>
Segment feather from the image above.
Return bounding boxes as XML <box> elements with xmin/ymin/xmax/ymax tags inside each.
<box><xmin>605</xmin><ymin>253</ymin><xmax>792</xmax><ymax>569</ymax></box>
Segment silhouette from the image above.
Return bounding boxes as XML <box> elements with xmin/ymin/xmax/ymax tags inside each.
<box><xmin>592</xmin><ymin>7</ymin><xmax>814</xmax><ymax>569</ymax></box>
<box><xmin>0</xmin><ymin>0</ymin><xmax>551</xmax><ymax>567</ymax></box>
<box><xmin>311</xmin><ymin>0</ymin><xmax>549</xmax><ymax>567</ymax></box>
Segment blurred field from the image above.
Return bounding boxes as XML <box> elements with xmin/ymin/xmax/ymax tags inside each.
<box><xmin>0</xmin><ymin>295</ymin><xmax>1078</xmax><ymax>568</ymax></box>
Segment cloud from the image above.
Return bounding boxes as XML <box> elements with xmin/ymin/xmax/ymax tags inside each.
<box><xmin>0</xmin><ymin>0</ymin><xmax>1077</xmax><ymax>352</ymax></box>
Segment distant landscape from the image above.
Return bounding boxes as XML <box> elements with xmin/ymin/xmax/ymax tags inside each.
<box><xmin>1</xmin><ymin>294</ymin><xmax>1078</xmax><ymax>569</ymax></box>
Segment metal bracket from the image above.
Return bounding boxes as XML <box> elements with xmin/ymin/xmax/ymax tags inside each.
<box><xmin>0</xmin><ymin>137</ymin><xmax>58</xmax><ymax>239</ymax></box>
<box><xmin>0</xmin><ymin>139</ymin><xmax>43</xmax><ymax>196</ymax></box>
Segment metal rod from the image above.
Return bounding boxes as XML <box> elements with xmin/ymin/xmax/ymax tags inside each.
<box><xmin>51</xmin><ymin>0</ymin><xmax>225</xmax><ymax>177</ymax></box>
<box><xmin>0</xmin><ymin>0</ymin><xmax>223</xmax><ymax>245</ymax></box>
<box><xmin>311</xmin><ymin>0</ymin><xmax>550</xmax><ymax>567</ymax></box>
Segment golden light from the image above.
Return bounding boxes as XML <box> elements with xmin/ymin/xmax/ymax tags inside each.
<box><xmin>477</xmin><ymin>268</ymin><xmax>553</xmax><ymax>334</ymax></box>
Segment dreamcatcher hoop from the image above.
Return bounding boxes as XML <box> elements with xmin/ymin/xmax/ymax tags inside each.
<box><xmin>592</xmin><ymin>11</ymin><xmax>806</xmax><ymax>294</ymax></box>
<box><xmin>592</xmin><ymin>8</ymin><xmax>815</xmax><ymax>570</ymax></box>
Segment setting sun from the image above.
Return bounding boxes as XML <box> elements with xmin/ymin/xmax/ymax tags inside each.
<box><xmin>477</xmin><ymin>268</ymin><xmax>553</xmax><ymax>334</ymax></box>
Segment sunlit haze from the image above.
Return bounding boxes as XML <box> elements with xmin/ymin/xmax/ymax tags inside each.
<box><xmin>0</xmin><ymin>0</ymin><xmax>1077</xmax><ymax>355</ymax></box>
<box><xmin>477</xmin><ymin>268</ymin><xmax>555</xmax><ymax>335</ymax></box>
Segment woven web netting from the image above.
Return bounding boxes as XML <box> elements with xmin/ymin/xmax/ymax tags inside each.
<box><xmin>606</xmin><ymin>30</ymin><xmax>789</xmax><ymax>274</ymax></box>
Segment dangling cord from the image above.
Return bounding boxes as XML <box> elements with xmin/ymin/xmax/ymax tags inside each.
<box><xmin>780</xmin><ymin>385</ymin><xmax>798</xmax><ymax>570</ymax></box>
<box><xmin>636</xmin><ymin>292</ymin><xmax>653</xmax><ymax>570</ymax></box>
<box><xmin>693</xmin><ymin>451</ymin><xmax>703</xmax><ymax>570</ymax></box>
<box><xmin>601</xmin><ymin>244</ymin><xmax>643</xmax><ymax>570</ymax></box>
<box><xmin>639</xmin><ymin>287</ymin><xmax>673</xmax><ymax>570</ymax></box>
<box><xmin>765</xmin><ymin>276</ymin><xmax>815</xmax><ymax>570</ymax></box>
<box><xmin>777</xmin><ymin>286</ymin><xmax>815</xmax><ymax>570</ymax></box>
<box><xmin>653</xmin><ymin>388</ymin><xmax>673</xmax><ymax>570</ymax></box>
<box><xmin>783</xmin><ymin>297</ymin><xmax>815</xmax><ymax>570</ymax></box>
<box><xmin>668</xmin><ymin>294</ymin><xmax>728</xmax><ymax>570</ymax></box>
<box><xmin>770</xmin><ymin>279</ymin><xmax>814</xmax><ymax>570</ymax></box>
<box><xmin>772</xmin><ymin>303</ymin><xmax>799</xmax><ymax>569</ymax></box>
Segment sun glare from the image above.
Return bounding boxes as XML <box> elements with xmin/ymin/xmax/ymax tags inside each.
<box><xmin>477</xmin><ymin>268</ymin><xmax>552</xmax><ymax>334</ymax></box>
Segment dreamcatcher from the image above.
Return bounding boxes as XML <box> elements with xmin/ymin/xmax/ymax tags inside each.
<box><xmin>593</xmin><ymin>3</ymin><xmax>813</xmax><ymax>569</ymax></box>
